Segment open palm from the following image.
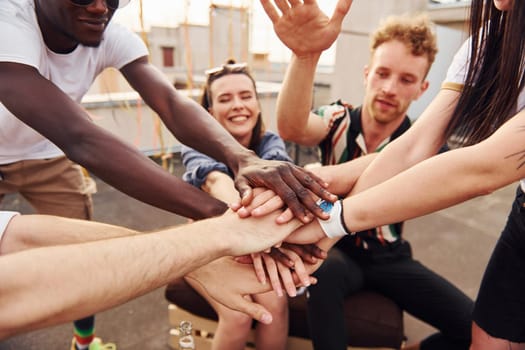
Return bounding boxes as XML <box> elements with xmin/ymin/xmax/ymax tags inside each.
<box><xmin>260</xmin><ymin>0</ymin><xmax>353</xmax><ymax>56</ymax></box>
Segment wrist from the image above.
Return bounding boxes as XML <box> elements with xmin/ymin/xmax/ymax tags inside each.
<box><xmin>228</xmin><ymin>148</ymin><xmax>256</xmax><ymax>176</ymax></box>
<box><xmin>293</xmin><ymin>51</ymin><xmax>322</xmax><ymax>63</ymax></box>
<box><xmin>316</xmin><ymin>199</ymin><xmax>353</xmax><ymax>238</ymax></box>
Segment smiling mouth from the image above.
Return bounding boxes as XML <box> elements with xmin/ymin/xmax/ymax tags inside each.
<box><xmin>229</xmin><ymin>116</ymin><xmax>249</xmax><ymax>122</ymax></box>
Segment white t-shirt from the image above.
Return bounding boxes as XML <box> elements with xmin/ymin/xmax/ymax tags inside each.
<box><xmin>444</xmin><ymin>38</ymin><xmax>525</xmax><ymax>190</ymax></box>
<box><xmin>0</xmin><ymin>211</ymin><xmax>19</xmax><ymax>253</ymax></box>
<box><xmin>0</xmin><ymin>0</ymin><xmax>149</xmax><ymax>164</ymax></box>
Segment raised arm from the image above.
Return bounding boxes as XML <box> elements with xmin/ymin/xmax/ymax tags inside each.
<box><xmin>0</xmin><ymin>62</ymin><xmax>227</xmax><ymax>220</ymax></box>
<box><xmin>262</xmin><ymin>0</ymin><xmax>353</xmax><ymax>145</ymax></box>
<box><xmin>121</xmin><ymin>57</ymin><xmax>336</xmax><ymax>222</ymax></box>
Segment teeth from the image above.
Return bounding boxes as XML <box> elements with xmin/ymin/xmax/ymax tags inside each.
<box><xmin>230</xmin><ymin>116</ymin><xmax>248</xmax><ymax>122</ymax></box>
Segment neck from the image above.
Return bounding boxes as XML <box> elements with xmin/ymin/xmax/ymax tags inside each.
<box><xmin>361</xmin><ymin>108</ymin><xmax>406</xmax><ymax>152</ymax></box>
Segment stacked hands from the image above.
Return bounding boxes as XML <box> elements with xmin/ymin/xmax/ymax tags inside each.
<box><xmin>232</xmin><ymin>185</ymin><xmax>348</xmax><ymax>295</ymax></box>
<box><xmin>187</xmin><ymin>182</ymin><xmax>347</xmax><ymax>324</ymax></box>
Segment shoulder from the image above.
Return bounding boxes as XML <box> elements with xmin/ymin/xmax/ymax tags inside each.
<box><xmin>443</xmin><ymin>37</ymin><xmax>471</xmax><ymax>87</ymax></box>
<box><xmin>0</xmin><ymin>0</ymin><xmax>43</xmax><ymax>68</ymax></box>
<box><xmin>94</xmin><ymin>21</ymin><xmax>148</xmax><ymax>69</ymax></box>
<box><xmin>104</xmin><ymin>21</ymin><xmax>137</xmax><ymax>41</ymax></box>
<box><xmin>0</xmin><ymin>0</ymin><xmax>34</xmax><ymax>21</ymax></box>
<box><xmin>315</xmin><ymin>100</ymin><xmax>351</xmax><ymax>120</ymax></box>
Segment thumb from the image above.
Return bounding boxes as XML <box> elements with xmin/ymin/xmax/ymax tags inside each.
<box><xmin>234</xmin><ymin>179</ymin><xmax>253</xmax><ymax>206</ymax></box>
<box><xmin>234</xmin><ymin>296</ymin><xmax>274</xmax><ymax>325</ymax></box>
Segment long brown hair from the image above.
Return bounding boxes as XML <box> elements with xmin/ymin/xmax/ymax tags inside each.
<box><xmin>445</xmin><ymin>0</ymin><xmax>525</xmax><ymax>146</ymax></box>
<box><xmin>201</xmin><ymin>59</ymin><xmax>266</xmax><ymax>151</ymax></box>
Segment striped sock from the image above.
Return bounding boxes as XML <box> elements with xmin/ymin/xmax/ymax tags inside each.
<box><xmin>73</xmin><ymin>316</ymin><xmax>95</xmax><ymax>350</ymax></box>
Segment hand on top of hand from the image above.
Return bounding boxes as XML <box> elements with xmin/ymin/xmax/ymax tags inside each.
<box><xmin>233</xmin><ymin>159</ymin><xmax>336</xmax><ymax>223</ymax></box>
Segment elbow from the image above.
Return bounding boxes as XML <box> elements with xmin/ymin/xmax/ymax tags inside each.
<box><xmin>277</xmin><ymin>124</ymin><xmax>318</xmax><ymax>147</ymax></box>
<box><xmin>57</xmin><ymin>130</ymin><xmax>99</xmax><ymax>170</ymax></box>
<box><xmin>277</xmin><ymin>123</ymin><xmax>297</xmax><ymax>142</ymax></box>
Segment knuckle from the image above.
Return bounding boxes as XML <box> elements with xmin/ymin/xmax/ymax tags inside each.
<box><xmin>295</xmin><ymin>187</ymin><xmax>311</xmax><ymax>199</ymax></box>
<box><xmin>302</xmin><ymin>175</ymin><xmax>314</xmax><ymax>185</ymax></box>
<box><xmin>282</xmin><ymin>190</ymin><xmax>299</xmax><ymax>203</ymax></box>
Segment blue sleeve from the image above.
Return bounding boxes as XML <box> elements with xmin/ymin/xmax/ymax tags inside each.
<box><xmin>257</xmin><ymin>132</ymin><xmax>293</xmax><ymax>163</ymax></box>
<box><xmin>181</xmin><ymin>145</ymin><xmax>231</xmax><ymax>188</ymax></box>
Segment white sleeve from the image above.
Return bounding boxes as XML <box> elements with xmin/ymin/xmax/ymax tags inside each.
<box><xmin>0</xmin><ymin>1</ymin><xmax>42</xmax><ymax>69</ymax></box>
<box><xmin>0</xmin><ymin>211</ymin><xmax>20</xmax><ymax>252</ymax></box>
<box><xmin>102</xmin><ymin>22</ymin><xmax>149</xmax><ymax>69</ymax></box>
<box><xmin>444</xmin><ymin>38</ymin><xmax>471</xmax><ymax>85</ymax></box>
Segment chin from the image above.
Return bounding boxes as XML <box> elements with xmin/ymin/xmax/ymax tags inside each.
<box><xmin>75</xmin><ymin>31</ymin><xmax>105</xmax><ymax>47</ymax></box>
<box><xmin>494</xmin><ymin>0</ymin><xmax>512</xmax><ymax>11</ymax></box>
<box><xmin>80</xmin><ymin>38</ymin><xmax>103</xmax><ymax>47</ymax></box>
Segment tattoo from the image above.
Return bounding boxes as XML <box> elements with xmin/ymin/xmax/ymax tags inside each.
<box><xmin>505</xmin><ymin>126</ymin><xmax>525</xmax><ymax>169</ymax></box>
<box><xmin>504</xmin><ymin>149</ymin><xmax>525</xmax><ymax>170</ymax></box>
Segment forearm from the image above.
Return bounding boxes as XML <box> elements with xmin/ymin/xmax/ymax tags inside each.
<box><xmin>66</xmin><ymin>133</ymin><xmax>227</xmax><ymax>219</ymax></box>
<box><xmin>0</xmin><ymin>215</ymin><xmax>137</xmax><ymax>255</ymax></box>
<box><xmin>201</xmin><ymin>171</ymin><xmax>240</xmax><ymax>204</ymax></box>
<box><xmin>314</xmin><ymin>154</ymin><xmax>377</xmax><ymax>195</ymax></box>
<box><xmin>342</xmin><ymin>143</ymin><xmax>517</xmax><ymax>232</ymax></box>
<box><xmin>277</xmin><ymin>53</ymin><xmax>321</xmax><ymax>144</ymax></box>
<box><xmin>352</xmin><ymin>89</ymin><xmax>458</xmax><ymax>195</ymax></box>
<box><xmin>0</xmin><ymin>219</ymin><xmax>229</xmax><ymax>339</ymax></box>
<box><xmin>289</xmin><ymin>144</ymin><xmax>511</xmax><ymax>248</ymax></box>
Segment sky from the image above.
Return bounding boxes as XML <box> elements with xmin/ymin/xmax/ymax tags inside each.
<box><xmin>113</xmin><ymin>0</ymin><xmax>337</xmax><ymax>64</ymax></box>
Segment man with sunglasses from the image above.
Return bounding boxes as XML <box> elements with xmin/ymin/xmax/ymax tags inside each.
<box><xmin>0</xmin><ymin>0</ymin><xmax>335</xmax><ymax>349</ymax></box>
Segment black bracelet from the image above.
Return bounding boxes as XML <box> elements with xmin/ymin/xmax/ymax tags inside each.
<box><xmin>338</xmin><ymin>200</ymin><xmax>354</xmax><ymax>235</ymax></box>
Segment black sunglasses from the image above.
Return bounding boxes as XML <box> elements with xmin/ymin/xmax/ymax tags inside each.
<box><xmin>68</xmin><ymin>0</ymin><xmax>131</xmax><ymax>10</ymax></box>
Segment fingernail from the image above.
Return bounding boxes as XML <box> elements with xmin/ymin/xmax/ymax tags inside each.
<box><xmin>261</xmin><ymin>313</ymin><xmax>272</xmax><ymax>324</ymax></box>
<box><xmin>303</xmin><ymin>280</ymin><xmax>311</xmax><ymax>287</ymax></box>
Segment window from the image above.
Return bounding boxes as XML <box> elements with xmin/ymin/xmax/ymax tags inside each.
<box><xmin>162</xmin><ymin>46</ymin><xmax>175</xmax><ymax>67</ymax></box>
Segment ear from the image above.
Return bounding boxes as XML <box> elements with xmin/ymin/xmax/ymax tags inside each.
<box><xmin>414</xmin><ymin>80</ymin><xmax>430</xmax><ymax>100</ymax></box>
<box><xmin>363</xmin><ymin>65</ymin><xmax>370</xmax><ymax>86</ymax></box>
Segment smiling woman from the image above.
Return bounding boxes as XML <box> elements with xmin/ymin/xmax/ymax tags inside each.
<box><xmin>179</xmin><ymin>60</ymin><xmax>295</xmax><ymax>350</ymax></box>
